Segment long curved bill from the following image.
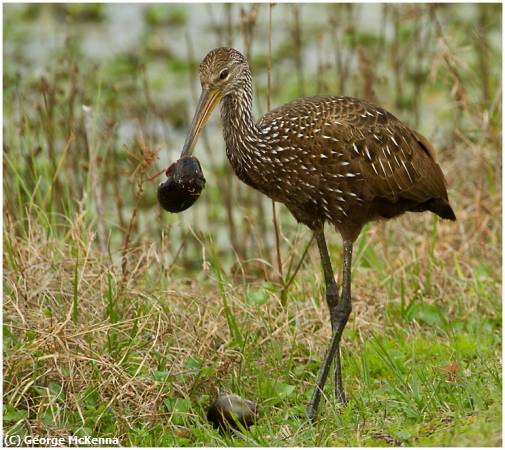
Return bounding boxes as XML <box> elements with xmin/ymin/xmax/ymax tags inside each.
<box><xmin>180</xmin><ymin>88</ymin><xmax>221</xmax><ymax>157</ymax></box>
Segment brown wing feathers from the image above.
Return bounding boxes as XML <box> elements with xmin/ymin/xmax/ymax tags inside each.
<box><xmin>319</xmin><ymin>98</ymin><xmax>456</xmax><ymax>222</ymax></box>
<box><xmin>256</xmin><ymin>96</ymin><xmax>455</xmax><ymax>227</ymax></box>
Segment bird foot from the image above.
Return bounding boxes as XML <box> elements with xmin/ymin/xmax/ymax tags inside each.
<box><xmin>335</xmin><ymin>389</ymin><xmax>347</xmax><ymax>405</ymax></box>
<box><xmin>306</xmin><ymin>390</ymin><xmax>347</xmax><ymax>423</ymax></box>
<box><xmin>306</xmin><ymin>404</ymin><xmax>318</xmax><ymax>423</ymax></box>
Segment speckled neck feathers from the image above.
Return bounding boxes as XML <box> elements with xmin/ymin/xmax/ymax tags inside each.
<box><xmin>220</xmin><ymin>67</ymin><xmax>260</xmax><ymax>167</ymax></box>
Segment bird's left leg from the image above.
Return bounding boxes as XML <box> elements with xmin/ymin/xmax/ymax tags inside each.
<box><xmin>307</xmin><ymin>236</ymin><xmax>353</xmax><ymax>420</ymax></box>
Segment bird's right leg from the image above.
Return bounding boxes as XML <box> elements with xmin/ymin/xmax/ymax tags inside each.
<box><xmin>315</xmin><ymin>229</ymin><xmax>340</xmax><ymax>329</ymax></box>
<box><xmin>306</xmin><ymin>228</ymin><xmax>341</xmax><ymax>420</ymax></box>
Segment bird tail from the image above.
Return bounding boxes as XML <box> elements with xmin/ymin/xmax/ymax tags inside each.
<box><xmin>426</xmin><ymin>198</ymin><xmax>456</xmax><ymax>221</ymax></box>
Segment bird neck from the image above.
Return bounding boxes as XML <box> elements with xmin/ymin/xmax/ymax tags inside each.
<box><xmin>220</xmin><ymin>70</ymin><xmax>261</xmax><ymax>163</ymax></box>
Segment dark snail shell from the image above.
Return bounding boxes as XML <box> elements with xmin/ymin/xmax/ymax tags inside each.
<box><xmin>157</xmin><ymin>156</ymin><xmax>206</xmax><ymax>213</ymax></box>
<box><xmin>207</xmin><ymin>394</ymin><xmax>258</xmax><ymax>431</ymax></box>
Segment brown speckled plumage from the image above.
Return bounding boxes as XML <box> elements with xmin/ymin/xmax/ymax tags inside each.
<box><xmin>199</xmin><ymin>48</ymin><xmax>455</xmax><ymax>241</ymax></box>
<box><xmin>181</xmin><ymin>47</ymin><xmax>455</xmax><ymax>421</ymax></box>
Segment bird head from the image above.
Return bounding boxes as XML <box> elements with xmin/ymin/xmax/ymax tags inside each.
<box><xmin>181</xmin><ymin>47</ymin><xmax>248</xmax><ymax>157</ymax></box>
<box><xmin>199</xmin><ymin>47</ymin><xmax>249</xmax><ymax>96</ymax></box>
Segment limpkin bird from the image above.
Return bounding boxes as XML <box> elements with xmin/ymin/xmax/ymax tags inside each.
<box><xmin>178</xmin><ymin>47</ymin><xmax>455</xmax><ymax>420</ymax></box>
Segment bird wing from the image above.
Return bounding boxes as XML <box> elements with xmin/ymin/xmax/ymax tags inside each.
<box><xmin>256</xmin><ymin>96</ymin><xmax>449</xmax><ymax>209</ymax></box>
<box><xmin>309</xmin><ymin>97</ymin><xmax>450</xmax><ymax>204</ymax></box>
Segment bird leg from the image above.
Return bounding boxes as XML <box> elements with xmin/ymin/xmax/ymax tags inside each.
<box><xmin>315</xmin><ymin>229</ymin><xmax>340</xmax><ymax>327</ymax></box>
<box><xmin>334</xmin><ymin>240</ymin><xmax>353</xmax><ymax>403</ymax></box>
<box><xmin>307</xmin><ymin>231</ymin><xmax>353</xmax><ymax>421</ymax></box>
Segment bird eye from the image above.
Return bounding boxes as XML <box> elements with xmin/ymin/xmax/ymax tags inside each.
<box><xmin>219</xmin><ymin>69</ymin><xmax>229</xmax><ymax>80</ymax></box>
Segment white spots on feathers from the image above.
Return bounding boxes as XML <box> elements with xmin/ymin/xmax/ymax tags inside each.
<box><xmin>386</xmin><ymin>159</ymin><xmax>394</xmax><ymax>176</ymax></box>
<box><xmin>393</xmin><ymin>152</ymin><xmax>402</xmax><ymax>168</ymax></box>
<box><xmin>323</xmin><ymin>135</ymin><xmax>339</xmax><ymax>142</ymax></box>
<box><xmin>401</xmin><ymin>160</ymin><xmax>414</xmax><ymax>183</ymax></box>
<box><xmin>337</xmin><ymin>205</ymin><xmax>348</xmax><ymax>216</ymax></box>
<box><xmin>378</xmin><ymin>158</ymin><xmax>387</xmax><ymax>177</ymax></box>
<box><xmin>365</xmin><ymin>146</ymin><xmax>372</xmax><ymax>161</ymax></box>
